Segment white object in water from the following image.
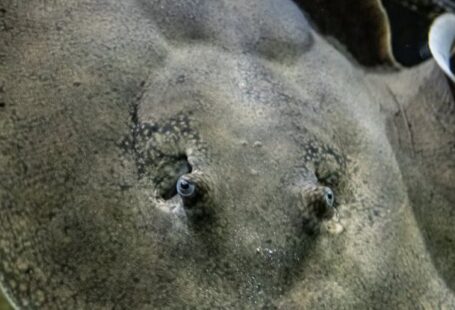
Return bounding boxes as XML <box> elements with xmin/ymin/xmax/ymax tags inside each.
<box><xmin>429</xmin><ymin>13</ymin><xmax>455</xmax><ymax>82</ymax></box>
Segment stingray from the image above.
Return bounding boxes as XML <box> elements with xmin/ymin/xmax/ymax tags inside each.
<box><xmin>0</xmin><ymin>0</ymin><xmax>454</xmax><ymax>308</ymax></box>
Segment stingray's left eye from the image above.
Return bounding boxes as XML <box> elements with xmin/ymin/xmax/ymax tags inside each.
<box><xmin>176</xmin><ymin>173</ymin><xmax>210</xmax><ymax>213</ymax></box>
<box><xmin>176</xmin><ymin>176</ymin><xmax>196</xmax><ymax>198</ymax></box>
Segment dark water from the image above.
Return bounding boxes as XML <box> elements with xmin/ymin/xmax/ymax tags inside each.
<box><xmin>383</xmin><ymin>0</ymin><xmax>434</xmax><ymax>66</ymax></box>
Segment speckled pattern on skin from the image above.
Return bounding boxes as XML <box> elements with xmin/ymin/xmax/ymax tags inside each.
<box><xmin>121</xmin><ymin>112</ymin><xmax>208</xmax><ymax>199</ymax></box>
<box><xmin>0</xmin><ymin>0</ymin><xmax>454</xmax><ymax>309</ymax></box>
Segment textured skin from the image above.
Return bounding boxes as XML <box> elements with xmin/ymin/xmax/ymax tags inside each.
<box><xmin>0</xmin><ymin>0</ymin><xmax>454</xmax><ymax>309</ymax></box>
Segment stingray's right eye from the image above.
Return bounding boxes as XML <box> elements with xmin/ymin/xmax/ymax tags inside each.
<box><xmin>176</xmin><ymin>176</ymin><xmax>196</xmax><ymax>198</ymax></box>
<box><xmin>324</xmin><ymin>187</ymin><xmax>335</xmax><ymax>208</ymax></box>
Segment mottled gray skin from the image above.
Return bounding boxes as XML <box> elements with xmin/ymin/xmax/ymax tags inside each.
<box><xmin>0</xmin><ymin>0</ymin><xmax>454</xmax><ymax>309</ymax></box>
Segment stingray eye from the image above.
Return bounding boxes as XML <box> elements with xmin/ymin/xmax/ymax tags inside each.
<box><xmin>176</xmin><ymin>173</ymin><xmax>211</xmax><ymax>217</ymax></box>
<box><xmin>176</xmin><ymin>176</ymin><xmax>196</xmax><ymax>198</ymax></box>
<box><xmin>324</xmin><ymin>187</ymin><xmax>335</xmax><ymax>208</ymax></box>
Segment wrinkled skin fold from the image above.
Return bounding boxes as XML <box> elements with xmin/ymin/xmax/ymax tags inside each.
<box><xmin>0</xmin><ymin>0</ymin><xmax>454</xmax><ymax>308</ymax></box>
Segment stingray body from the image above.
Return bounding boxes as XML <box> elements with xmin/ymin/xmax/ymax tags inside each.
<box><xmin>0</xmin><ymin>0</ymin><xmax>454</xmax><ymax>309</ymax></box>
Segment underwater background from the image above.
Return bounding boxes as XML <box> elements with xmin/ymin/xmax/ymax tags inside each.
<box><xmin>0</xmin><ymin>292</ymin><xmax>12</xmax><ymax>310</ymax></box>
<box><xmin>0</xmin><ymin>292</ymin><xmax>11</xmax><ymax>310</ymax></box>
